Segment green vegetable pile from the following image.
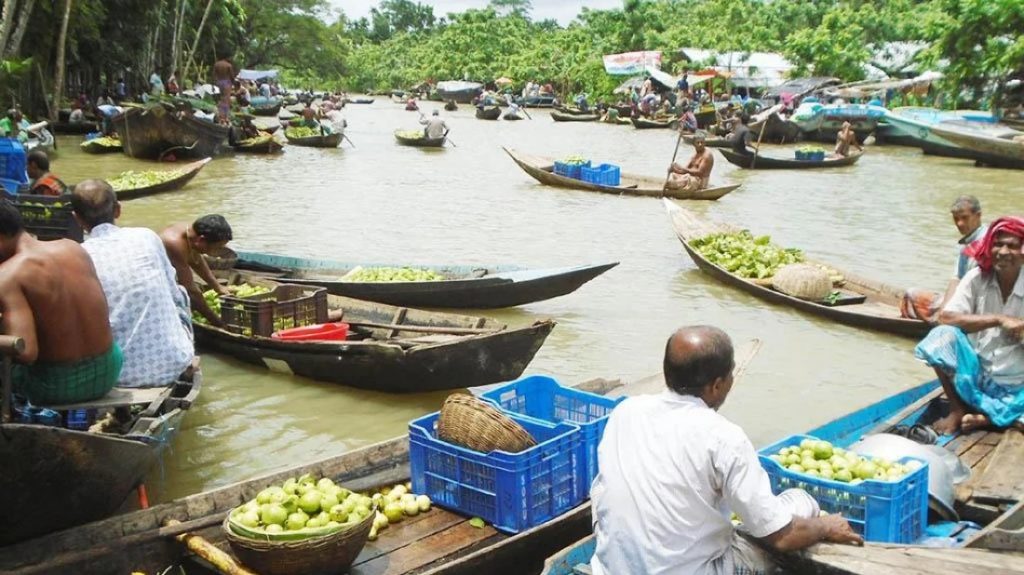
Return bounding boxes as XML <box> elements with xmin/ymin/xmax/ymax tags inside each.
<box><xmin>108</xmin><ymin>169</ymin><xmax>186</xmax><ymax>191</ymax></box>
<box><xmin>286</xmin><ymin>126</ymin><xmax>321</xmax><ymax>138</ymax></box>
<box><xmin>691</xmin><ymin>230</ymin><xmax>803</xmax><ymax>279</ymax></box>
<box><xmin>344</xmin><ymin>267</ymin><xmax>445</xmax><ymax>282</ymax></box>
<box><xmin>81</xmin><ymin>136</ymin><xmax>120</xmax><ymax>148</ymax></box>
<box><xmin>560</xmin><ymin>154</ymin><xmax>588</xmax><ymax>166</ymax></box>
<box><xmin>193</xmin><ymin>283</ymin><xmax>271</xmax><ymax>327</ymax></box>
<box><xmin>797</xmin><ymin>145</ymin><xmax>825</xmax><ymax>154</ymax></box>
<box><xmin>17</xmin><ymin>201</ymin><xmax>66</xmax><ymax>222</ymax></box>
<box><xmin>396</xmin><ymin>130</ymin><xmax>424</xmax><ymax>139</ymax></box>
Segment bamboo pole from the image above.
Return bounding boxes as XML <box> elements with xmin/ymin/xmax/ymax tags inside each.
<box><xmin>182</xmin><ymin>0</ymin><xmax>215</xmax><ymax>81</ymax></box>
<box><xmin>49</xmin><ymin>0</ymin><xmax>72</xmax><ymax>123</ymax></box>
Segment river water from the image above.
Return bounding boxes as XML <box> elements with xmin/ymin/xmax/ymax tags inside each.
<box><xmin>53</xmin><ymin>102</ymin><xmax>1021</xmax><ymax>502</ymax></box>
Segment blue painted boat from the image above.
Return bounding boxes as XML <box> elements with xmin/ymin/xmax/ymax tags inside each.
<box><xmin>541</xmin><ymin>380</ymin><xmax>1024</xmax><ymax>575</ymax></box>
<box><xmin>233</xmin><ymin>250</ymin><xmax>618</xmax><ymax>309</ymax></box>
<box><xmin>792</xmin><ymin>102</ymin><xmax>888</xmax><ymax>142</ymax></box>
<box><xmin>880</xmin><ymin>107</ymin><xmax>1020</xmax><ymax>166</ymax></box>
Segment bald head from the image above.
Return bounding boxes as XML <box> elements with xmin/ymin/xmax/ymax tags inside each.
<box><xmin>71</xmin><ymin>179</ymin><xmax>118</xmax><ymax>230</ymax></box>
<box><xmin>663</xmin><ymin>326</ymin><xmax>734</xmax><ymax>396</ymax></box>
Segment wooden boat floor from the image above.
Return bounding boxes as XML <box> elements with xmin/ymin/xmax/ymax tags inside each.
<box><xmin>42</xmin><ymin>386</ymin><xmax>168</xmax><ymax>410</ymax></box>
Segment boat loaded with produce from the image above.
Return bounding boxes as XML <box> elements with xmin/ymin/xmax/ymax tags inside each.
<box><xmin>99</xmin><ymin>158</ymin><xmax>212</xmax><ymax>200</ymax></box>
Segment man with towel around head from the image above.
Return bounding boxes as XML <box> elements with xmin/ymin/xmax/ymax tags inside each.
<box><xmin>915</xmin><ymin>216</ymin><xmax>1024</xmax><ymax>434</ymax></box>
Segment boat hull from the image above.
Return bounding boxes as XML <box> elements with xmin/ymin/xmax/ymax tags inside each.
<box><xmin>114</xmin><ymin>158</ymin><xmax>212</xmax><ymax>200</ymax></box>
<box><xmin>284</xmin><ymin>132</ymin><xmax>342</xmax><ymax>148</ymax></box>
<box><xmin>394</xmin><ymin>131</ymin><xmax>446</xmax><ymax>148</ymax></box>
<box><xmin>551</xmin><ymin>111</ymin><xmax>599</xmax><ymax>122</ymax></box>
<box><xmin>719</xmin><ymin>148</ymin><xmax>863</xmax><ymax>169</ymax></box>
<box><xmin>476</xmin><ymin>106</ymin><xmax>501</xmax><ymax>120</ymax></box>
<box><xmin>112</xmin><ymin>105</ymin><xmax>230</xmax><ymax>160</ymax></box>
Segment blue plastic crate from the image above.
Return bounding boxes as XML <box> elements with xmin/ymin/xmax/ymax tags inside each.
<box><xmin>0</xmin><ymin>138</ymin><xmax>26</xmax><ymax>183</ymax></box>
<box><xmin>553</xmin><ymin>160</ymin><xmax>590</xmax><ymax>180</ymax></box>
<box><xmin>481</xmin><ymin>375</ymin><xmax>624</xmax><ymax>495</ymax></box>
<box><xmin>580</xmin><ymin>163</ymin><xmax>621</xmax><ymax>187</ymax></box>
<box><xmin>409</xmin><ymin>410</ymin><xmax>583</xmax><ymax>534</ymax></box>
<box><xmin>759</xmin><ymin>434</ymin><xmax>928</xmax><ymax>543</ymax></box>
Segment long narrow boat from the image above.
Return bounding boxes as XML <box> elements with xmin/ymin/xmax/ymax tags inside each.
<box><xmin>631</xmin><ymin>117</ymin><xmax>678</xmax><ymax>130</ymax></box>
<box><xmin>194</xmin><ymin>277</ymin><xmax>555</xmax><ymax>392</ymax></box>
<box><xmin>284</xmin><ymin>130</ymin><xmax>342</xmax><ymax>148</ymax></box>
<box><xmin>551</xmin><ymin>111</ymin><xmax>599</xmax><ymax>122</ymax></box>
<box><xmin>249</xmin><ymin>100</ymin><xmax>282</xmax><ymax>117</ymax></box>
<box><xmin>110</xmin><ymin>158</ymin><xmax>212</xmax><ymax>201</ymax></box>
<box><xmin>719</xmin><ymin>148</ymin><xmax>863</xmax><ymax>170</ymax></box>
<box><xmin>505</xmin><ymin>147</ymin><xmax>740</xmax><ymax>201</ymax></box>
<box><xmin>663</xmin><ymin>199</ymin><xmax>929</xmax><ymax>337</ymax></box>
<box><xmin>112</xmin><ymin>104</ymin><xmax>230</xmax><ymax>160</ymax></box>
<box><xmin>683</xmin><ymin>134</ymin><xmax>731</xmax><ymax>148</ymax></box>
<box><xmin>53</xmin><ymin>120</ymin><xmax>101</xmax><ymax>135</ymax></box>
<box><xmin>394</xmin><ymin>130</ymin><xmax>446</xmax><ymax>148</ymax></box>
<box><xmin>231</xmin><ymin>133</ymin><xmax>284</xmax><ymax>154</ymax></box>
<box><xmin>232</xmin><ymin>250</ymin><xmax>617</xmax><ymax>308</ymax></box>
<box><xmin>79</xmin><ymin>137</ymin><xmax>123</xmax><ymax>154</ymax></box>
<box><xmin>475</xmin><ymin>106</ymin><xmax>501</xmax><ymax>120</ymax></box>
<box><xmin>881</xmin><ymin>108</ymin><xmax>1008</xmax><ymax>162</ymax></box>
<box><xmin>929</xmin><ymin>123</ymin><xmax>1024</xmax><ymax>169</ymax></box>
<box><xmin>0</xmin><ymin>364</ymin><xmax>202</xmax><ymax>546</ymax></box>
<box><xmin>542</xmin><ymin>380</ymin><xmax>1024</xmax><ymax>574</ymax></box>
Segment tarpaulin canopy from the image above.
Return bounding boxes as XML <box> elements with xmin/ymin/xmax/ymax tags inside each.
<box><xmin>238</xmin><ymin>69</ymin><xmax>278</xmax><ymax>81</ymax></box>
<box><xmin>603</xmin><ymin>51</ymin><xmax>662</xmax><ymax>76</ymax></box>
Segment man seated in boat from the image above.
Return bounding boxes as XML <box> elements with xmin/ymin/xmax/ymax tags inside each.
<box><xmin>420</xmin><ymin>109</ymin><xmax>447</xmax><ymax>139</ymax></box>
<box><xmin>916</xmin><ymin>217</ymin><xmax>1024</xmax><ymax>434</ymax></box>
<box><xmin>0</xmin><ymin>200</ymin><xmax>123</xmax><ymax>405</ymax></box>
<box><xmin>667</xmin><ymin>133</ymin><xmax>713</xmax><ymax>192</ymax></box>
<box><xmin>902</xmin><ymin>196</ymin><xmax>988</xmax><ymax>322</ymax></box>
<box><xmin>679</xmin><ymin>101</ymin><xmax>698</xmax><ymax>132</ymax></box>
<box><xmin>728</xmin><ymin>113</ymin><xmax>754</xmax><ymax>155</ymax></box>
<box><xmin>236</xmin><ymin>115</ymin><xmax>262</xmax><ymax>141</ymax></box>
<box><xmin>26</xmin><ymin>151</ymin><xmax>66</xmax><ymax>196</ymax></box>
<box><xmin>591</xmin><ymin>326</ymin><xmax>862</xmax><ymax>575</ymax></box>
<box><xmin>72</xmin><ymin>181</ymin><xmax>194</xmax><ymax>388</ymax></box>
<box><xmin>160</xmin><ymin>215</ymin><xmax>233</xmax><ymax>328</ymax></box>
<box><xmin>833</xmin><ymin>121</ymin><xmax>863</xmax><ymax>158</ymax></box>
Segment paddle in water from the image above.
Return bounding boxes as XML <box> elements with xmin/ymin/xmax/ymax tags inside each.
<box><xmin>663</xmin><ymin>130</ymin><xmax>684</xmax><ymax>191</ymax></box>
<box><xmin>443</xmin><ymin>130</ymin><xmax>457</xmax><ymax>147</ymax></box>
<box><xmin>343</xmin><ymin>134</ymin><xmax>356</xmax><ymax>148</ymax></box>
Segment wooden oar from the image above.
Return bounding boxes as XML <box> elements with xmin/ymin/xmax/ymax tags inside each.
<box><xmin>751</xmin><ymin>119</ymin><xmax>768</xmax><ymax>169</ymax></box>
<box><xmin>520</xmin><ymin>106</ymin><xmax>533</xmax><ymax>120</ymax></box>
<box><xmin>662</xmin><ymin>130</ymin><xmax>685</xmax><ymax>190</ymax></box>
<box><xmin>342</xmin><ymin>133</ymin><xmax>356</xmax><ymax>148</ymax></box>
<box><xmin>444</xmin><ymin>130</ymin><xmax>457</xmax><ymax>147</ymax></box>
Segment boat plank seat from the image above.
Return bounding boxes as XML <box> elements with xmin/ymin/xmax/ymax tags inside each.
<box><xmin>351</xmin><ymin>516</ymin><xmax>498</xmax><ymax>575</ymax></box>
<box><xmin>793</xmin><ymin>542</ymin><xmax>1024</xmax><ymax>574</ymax></box>
<box><xmin>966</xmin><ymin>500</ymin><xmax>1024</xmax><ymax>552</ymax></box>
<box><xmin>970</xmin><ymin>430</ymin><xmax>1024</xmax><ymax>504</ymax></box>
<box><xmin>41</xmin><ymin>386</ymin><xmax>169</xmax><ymax>411</ymax></box>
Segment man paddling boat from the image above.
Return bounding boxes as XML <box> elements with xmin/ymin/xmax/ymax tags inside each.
<box><xmin>419</xmin><ymin>109</ymin><xmax>447</xmax><ymax>139</ymax></box>
<box><xmin>916</xmin><ymin>217</ymin><xmax>1024</xmax><ymax>434</ymax></box>
<box><xmin>667</xmin><ymin>133</ymin><xmax>714</xmax><ymax>192</ymax></box>
<box><xmin>591</xmin><ymin>326</ymin><xmax>861</xmax><ymax>575</ymax></box>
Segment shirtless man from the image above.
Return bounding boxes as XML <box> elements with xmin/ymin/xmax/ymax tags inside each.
<box><xmin>0</xmin><ymin>200</ymin><xmax>122</xmax><ymax>404</ymax></box>
<box><xmin>213</xmin><ymin>58</ymin><xmax>235</xmax><ymax>125</ymax></box>
<box><xmin>834</xmin><ymin>121</ymin><xmax>863</xmax><ymax>157</ymax></box>
<box><xmin>667</xmin><ymin>134</ymin><xmax>714</xmax><ymax>192</ymax></box>
<box><xmin>160</xmin><ymin>215</ymin><xmax>233</xmax><ymax>328</ymax></box>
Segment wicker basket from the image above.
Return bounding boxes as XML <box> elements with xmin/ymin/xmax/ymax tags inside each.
<box><xmin>437</xmin><ymin>393</ymin><xmax>537</xmax><ymax>453</ymax></box>
<box><xmin>205</xmin><ymin>246</ymin><xmax>239</xmax><ymax>271</ymax></box>
<box><xmin>222</xmin><ymin>510</ymin><xmax>374</xmax><ymax>575</ymax></box>
<box><xmin>771</xmin><ymin>263</ymin><xmax>832</xmax><ymax>301</ymax></box>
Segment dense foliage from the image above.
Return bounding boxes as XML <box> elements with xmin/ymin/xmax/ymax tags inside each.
<box><xmin>2</xmin><ymin>0</ymin><xmax>1021</xmax><ymax>116</ymax></box>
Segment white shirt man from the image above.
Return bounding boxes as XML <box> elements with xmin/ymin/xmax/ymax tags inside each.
<box><xmin>944</xmin><ymin>266</ymin><xmax>1024</xmax><ymax>386</ymax></box>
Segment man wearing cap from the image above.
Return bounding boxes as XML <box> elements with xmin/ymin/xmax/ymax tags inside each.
<box><xmin>419</xmin><ymin>110</ymin><xmax>448</xmax><ymax>140</ymax></box>
<box><xmin>667</xmin><ymin>133</ymin><xmax>714</xmax><ymax>192</ymax></box>
<box><xmin>916</xmin><ymin>216</ymin><xmax>1024</xmax><ymax>434</ymax></box>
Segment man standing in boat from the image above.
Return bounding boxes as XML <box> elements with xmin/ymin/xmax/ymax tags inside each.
<box><xmin>213</xmin><ymin>58</ymin><xmax>235</xmax><ymax>125</ymax></box>
<box><xmin>0</xmin><ymin>200</ymin><xmax>122</xmax><ymax>404</ymax></box>
<box><xmin>591</xmin><ymin>326</ymin><xmax>862</xmax><ymax>575</ymax></box>
<box><xmin>666</xmin><ymin>133</ymin><xmax>713</xmax><ymax>192</ymax></box>
<box><xmin>72</xmin><ymin>180</ymin><xmax>194</xmax><ymax>387</ymax></box>
<box><xmin>728</xmin><ymin>113</ymin><xmax>754</xmax><ymax>155</ymax></box>
<box><xmin>902</xmin><ymin>196</ymin><xmax>988</xmax><ymax>322</ymax></box>
<box><xmin>916</xmin><ymin>217</ymin><xmax>1024</xmax><ymax>434</ymax></box>
<box><xmin>160</xmin><ymin>216</ymin><xmax>233</xmax><ymax>328</ymax></box>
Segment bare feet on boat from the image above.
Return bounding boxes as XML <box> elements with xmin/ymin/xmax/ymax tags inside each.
<box><xmin>933</xmin><ymin>410</ymin><xmax>966</xmax><ymax>435</ymax></box>
<box><xmin>961</xmin><ymin>413</ymin><xmax>991</xmax><ymax>432</ymax></box>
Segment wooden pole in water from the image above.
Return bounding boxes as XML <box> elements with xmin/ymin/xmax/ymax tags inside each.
<box><xmin>751</xmin><ymin>116</ymin><xmax>768</xmax><ymax>169</ymax></box>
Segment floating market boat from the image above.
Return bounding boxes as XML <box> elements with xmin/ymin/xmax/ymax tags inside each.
<box><xmin>229</xmin><ymin>249</ymin><xmax>617</xmax><ymax>308</ymax></box>
<box><xmin>346</xmin><ymin>97</ymin><xmax>375</xmax><ymax>105</ymax></box>
<box><xmin>109</xmin><ymin>158</ymin><xmax>212</xmax><ymax>201</ymax></box>
<box><xmin>718</xmin><ymin>148</ymin><xmax>863</xmax><ymax>170</ymax></box>
<box><xmin>249</xmin><ymin>98</ymin><xmax>282</xmax><ymax>117</ymax></box>
<box><xmin>436</xmin><ymin>80</ymin><xmax>483</xmax><ymax>104</ymax></box>
<box><xmin>551</xmin><ymin>111</ymin><xmax>599</xmax><ymax>122</ymax></box>
<box><xmin>283</xmin><ymin>130</ymin><xmax>342</xmax><ymax>148</ymax></box>
<box><xmin>505</xmin><ymin>148</ymin><xmax>740</xmax><ymax>201</ymax></box>
<box><xmin>542</xmin><ymin>379</ymin><xmax>1024</xmax><ymax>575</ymax></box>
<box><xmin>193</xmin><ymin>277</ymin><xmax>555</xmax><ymax>392</ymax></box>
<box><xmin>0</xmin><ymin>362</ymin><xmax>202</xmax><ymax>546</ymax></box>
<box><xmin>112</xmin><ymin>104</ymin><xmax>230</xmax><ymax>160</ymax></box>
<box><xmin>750</xmin><ymin>104</ymin><xmax>801</xmax><ymax>143</ymax></box>
<box><xmin>929</xmin><ymin>123</ymin><xmax>1024</xmax><ymax>169</ymax></box>
<box><xmin>791</xmin><ymin>101</ymin><xmax>887</xmax><ymax>143</ymax></box>
<box><xmin>631</xmin><ymin>117</ymin><xmax>678</xmax><ymax>130</ymax></box>
<box><xmin>503</xmin><ymin>110</ymin><xmax>524</xmax><ymax>121</ymax></box>
<box><xmin>663</xmin><ymin>198</ymin><xmax>928</xmax><ymax>337</ymax></box>
<box><xmin>79</xmin><ymin>136</ymin><xmax>123</xmax><ymax>154</ymax></box>
<box><xmin>231</xmin><ymin>133</ymin><xmax>283</xmax><ymax>154</ymax></box>
<box><xmin>524</xmin><ymin>94</ymin><xmax>557</xmax><ymax>108</ymax></box>
<box><xmin>394</xmin><ymin>130</ymin><xmax>446</xmax><ymax>148</ymax></box>
<box><xmin>52</xmin><ymin>120</ymin><xmax>100</xmax><ymax>135</ymax></box>
<box><xmin>683</xmin><ymin>134</ymin><xmax>731</xmax><ymax>148</ymax></box>
<box><xmin>475</xmin><ymin>106</ymin><xmax>501</xmax><ymax>120</ymax></box>
<box><xmin>552</xmin><ymin>105</ymin><xmax>593</xmax><ymax>116</ymax></box>
<box><xmin>881</xmin><ymin>108</ymin><xmax>1002</xmax><ymax>160</ymax></box>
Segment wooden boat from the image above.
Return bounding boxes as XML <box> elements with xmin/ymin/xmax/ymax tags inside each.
<box><xmin>551</xmin><ymin>111</ymin><xmax>599</xmax><ymax>122</ymax></box>
<box><xmin>436</xmin><ymin>80</ymin><xmax>483</xmax><ymax>104</ymax></box>
<box><xmin>52</xmin><ymin>120</ymin><xmax>99</xmax><ymax>135</ymax></box>
<box><xmin>476</xmin><ymin>106</ymin><xmax>501</xmax><ymax>120</ymax></box>
<box><xmin>112</xmin><ymin>104</ymin><xmax>230</xmax><ymax>160</ymax></box>
<box><xmin>284</xmin><ymin>130</ymin><xmax>342</xmax><ymax>148</ymax></box>
<box><xmin>250</xmin><ymin>101</ymin><xmax>282</xmax><ymax>117</ymax></box>
<box><xmin>719</xmin><ymin>148</ymin><xmax>864</xmax><ymax>170</ymax></box>
<box><xmin>231</xmin><ymin>133</ymin><xmax>283</xmax><ymax>154</ymax></box>
<box><xmin>79</xmin><ymin>137</ymin><xmax>123</xmax><ymax>154</ymax></box>
<box><xmin>553</xmin><ymin>105</ymin><xmax>593</xmax><ymax>116</ymax></box>
<box><xmin>750</xmin><ymin>108</ymin><xmax>801</xmax><ymax>143</ymax></box>
<box><xmin>112</xmin><ymin>158</ymin><xmax>212</xmax><ymax>201</ymax></box>
<box><xmin>524</xmin><ymin>94</ymin><xmax>557</xmax><ymax>108</ymax></box>
<box><xmin>541</xmin><ymin>379</ymin><xmax>1024</xmax><ymax>575</ymax></box>
<box><xmin>663</xmin><ymin>198</ymin><xmax>929</xmax><ymax>337</ymax></box>
<box><xmin>683</xmin><ymin>134</ymin><xmax>731</xmax><ymax>148</ymax></box>
<box><xmin>231</xmin><ymin>249</ymin><xmax>617</xmax><ymax>308</ymax></box>
<box><xmin>599</xmin><ymin>114</ymin><xmax>632</xmax><ymax>125</ymax></box>
<box><xmin>0</xmin><ymin>365</ymin><xmax>202</xmax><ymax>546</ymax></box>
<box><xmin>503</xmin><ymin>111</ymin><xmax>523</xmax><ymax>121</ymax></box>
<box><xmin>881</xmin><ymin>108</ymin><xmax>1005</xmax><ymax>162</ymax></box>
<box><xmin>194</xmin><ymin>276</ymin><xmax>555</xmax><ymax>392</ymax></box>
<box><xmin>631</xmin><ymin>117</ymin><xmax>678</xmax><ymax>130</ymax></box>
<box><xmin>348</xmin><ymin>97</ymin><xmax>375</xmax><ymax>105</ymax></box>
<box><xmin>504</xmin><ymin>147</ymin><xmax>740</xmax><ymax>201</ymax></box>
<box><xmin>394</xmin><ymin>130</ymin><xmax>446</xmax><ymax>148</ymax></box>
<box><xmin>929</xmin><ymin>123</ymin><xmax>1024</xmax><ymax>169</ymax></box>
<box><xmin>444</xmin><ymin>100</ymin><xmax>458</xmax><ymax>111</ymax></box>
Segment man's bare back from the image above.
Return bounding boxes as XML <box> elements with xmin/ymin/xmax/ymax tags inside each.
<box><xmin>213</xmin><ymin>59</ymin><xmax>234</xmax><ymax>83</ymax></box>
<box><xmin>0</xmin><ymin>236</ymin><xmax>111</xmax><ymax>363</ymax></box>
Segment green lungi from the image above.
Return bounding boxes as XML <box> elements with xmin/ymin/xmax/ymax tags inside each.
<box><xmin>13</xmin><ymin>344</ymin><xmax>123</xmax><ymax>405</ymax></box>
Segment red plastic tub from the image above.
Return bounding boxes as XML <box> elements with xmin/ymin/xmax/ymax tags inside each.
<box><xmin>271</xmin><ymin>322</ymin><xmax>349</xmax><ymax>341</ymax></box>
